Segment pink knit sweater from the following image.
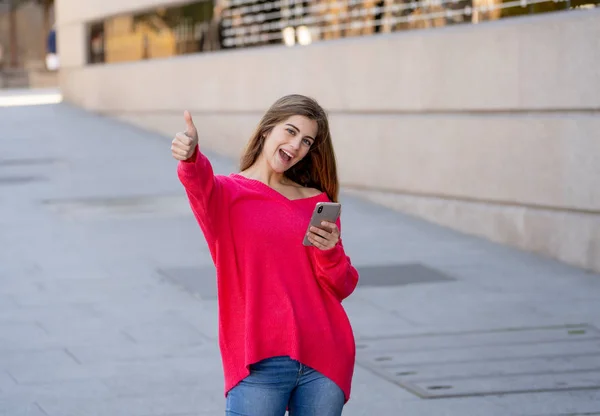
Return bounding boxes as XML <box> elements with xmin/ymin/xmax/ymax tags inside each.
<box><xmin>177</xmin><ymin>146</ymin><xmax>359</xmax><ymax>402</ymax></box>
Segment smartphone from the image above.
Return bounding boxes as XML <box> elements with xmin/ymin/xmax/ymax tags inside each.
<box><xmin>302</xmin><ymin>202</ymin><xmax>342</xmax><ymax>246</ymax></box>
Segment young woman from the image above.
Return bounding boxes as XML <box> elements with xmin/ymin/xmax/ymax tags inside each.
<box><xmin>172</xmin><ymin>94</ymin><xmax>359</xmax><ymax>416</ymax></box>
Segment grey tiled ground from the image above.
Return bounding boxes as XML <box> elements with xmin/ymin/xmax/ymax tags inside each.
<box><xmin>1</xmin><ymin>89</ymin><xmax>599</xmax><ymax>415</ymax></box>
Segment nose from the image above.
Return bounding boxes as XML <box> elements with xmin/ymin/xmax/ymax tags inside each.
<box><xmin>290</xmin><ymin>137</ymin><xmax>302</xmax><ymax>150</ymax></box>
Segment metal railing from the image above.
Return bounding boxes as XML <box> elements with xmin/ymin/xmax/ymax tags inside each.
<box><xmin>219</xmin><ymin>0</ymin><xmax>598</xmax><ymax>48</ymax></box>
<box><xmin>87</xmin><ymin>0</ymin><xmax>599</xmax><ymax>64</ymax></box>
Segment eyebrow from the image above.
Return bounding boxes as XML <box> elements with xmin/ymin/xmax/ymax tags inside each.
<box><xmin>286</xmin><ymin>123</ymin><xmax>315</xmax><ymax>141</ymax></box>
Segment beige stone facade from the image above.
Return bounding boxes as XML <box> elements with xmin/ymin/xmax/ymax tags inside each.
<box><xmin>55</xmin><ymin>0</ymin><xmax>600</xmax><ymax>273</ymax></box>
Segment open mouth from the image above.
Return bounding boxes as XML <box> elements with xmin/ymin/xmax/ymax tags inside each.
<box><xmin>279</xmin><ymin>149</ymin><xmax>293</xmax><ymax>162</ymax></box>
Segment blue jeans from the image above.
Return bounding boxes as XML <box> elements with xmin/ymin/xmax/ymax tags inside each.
<box><xmin>225</xmin><ymin>356</ymin><xmax>345</xmax><ymax>416</ymax></box>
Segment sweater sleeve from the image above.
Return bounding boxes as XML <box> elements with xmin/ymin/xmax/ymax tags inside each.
<box><xmin>311</xmin><ymin>221</ymin><xmax>359</xmax><ymax>301</ymax></box>
<box><xmin>177</xmin><ymin>145</ymin><xmax>227</xmax><ymax>243</ymax></box>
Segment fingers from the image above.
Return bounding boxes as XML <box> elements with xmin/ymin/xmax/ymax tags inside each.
<box><xmin>171</xmin><ymin>146</ymin><xmax>188</xmax><ymax>159</ymax></box>
<box><xmin>171</xmin><ymin>133</ymin><xmax>195</xmax><ymax>160</ymax></box>
<box><xmin>319</xmin><ymin>221</ymin><xmax>339</xmax><ymax>234</ymax></box>
<box><xmin>308</xmin><ymin>231</ymin><xmax>329</xmax><ymax>246</ymax></box>
<box><xmin>172</xmin><ymin>152</ymin><xmax>188</xmax><ymax>161</ymax></box>
<box><xmin>310</xmin><ymin>222</ymin><xmax>339</xmax><ymax>239</ymax></box>
<box><xmin>308</xmin><ymin>221</ymin><xmax>340</xmax><ymax>250</ymax></box>
<box><xmin>309</xmin><ymin>226</ymin><xmax>331</xmax><ymax>240</ymax></box>
<box><xmin>307</xmin><ymin>233</ymin><xmax>329</xmax><ymax>250</ymax></box>
<box><xmin>174</xmin><ymin>132</ymin><xmax>193</xmax><ymax>146</ymax></box>
<box><xmin>171</xmin><ymin>148</ymin><xmax>189</xmax><ymax>160</ymax></box>
<box><xmin>184</xmin><ymin>110</ymin><xmax>196</xmax><ymax>136</ymax></box>
<box><xmin>171</xmin><ymin>138</ymin><xmax>191</xmax><ymax>153</ymax></box>
<box><xmin>171</xmin><ymin>112</ymin><xmax>197</xmax><ymax>161</ymax></box>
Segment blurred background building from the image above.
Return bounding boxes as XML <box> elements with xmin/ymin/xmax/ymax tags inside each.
<box><xmin>34</xmin><ymin>0</ymin><xmax>600</xmax><ymax>272</ymax></box>
<box><xmin>0</xmin><ymin>0</ymin><xmax>56</xmax><ymax>87</ymax></box>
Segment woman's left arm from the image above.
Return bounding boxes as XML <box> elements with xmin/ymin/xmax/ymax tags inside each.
<box><xmin>308</xmin><ymin>219</ymin><xmax>359</xmax><ymax>301</ymax></box>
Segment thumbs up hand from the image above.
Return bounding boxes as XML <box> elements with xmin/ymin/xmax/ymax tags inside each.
<box><xmin>172</xmin><ymin>110</ymin><xmax>199</xmax><ymax>161</ymax></box>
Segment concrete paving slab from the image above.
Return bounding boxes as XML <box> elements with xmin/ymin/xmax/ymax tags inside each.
<box><xmin>486</xmin><ymin>390</ymin><xmax>600</xmax><ymax>415</ymax></box>
<box><xmin>1</xmin><ymin>94</ymin><xmax>600</xmax><ymax>414</ymax></box>
<box><xmin>0</xmin><ymin>401</ymin><xmax>48</xmax><ymax>416</ymax></box>
<box><xmin>1</xmin><ymin>379</ymin><xmax>113</xmax><ymax>401</ymax></box>
<box><xmin>36</xmin><ymin>391</ymin><xmax>223</xmax><ymax>416</ymax></box>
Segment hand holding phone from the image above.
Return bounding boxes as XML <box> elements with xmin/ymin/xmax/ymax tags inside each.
<box><xmin>303</xmin><ymin>202</ymin><xmax>341</xmax><ymax>249</ymax></box>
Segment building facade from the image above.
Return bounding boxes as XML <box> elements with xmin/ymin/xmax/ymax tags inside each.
<box><xmin>55</xmin><ymin>0</ymin><xmax>600</xmax><ymax>273</ymax></box>
<box><xmin>0</xmin><ymin>0</ymin><xmax>57</xmax><ymax>87</ymax></box>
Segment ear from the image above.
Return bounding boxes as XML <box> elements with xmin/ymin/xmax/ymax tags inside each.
<box><xmin>262</xmin><ymin>126</ymin><xmax>275</xmax><ymax>138</ymax></box>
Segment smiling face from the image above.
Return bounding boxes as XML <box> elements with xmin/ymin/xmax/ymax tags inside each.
<box><xmin>239</xmin><ymin>94</ymin><xmax>340</xmax><ymax>202</ymax></box>
<box><xmin>261</xmin><ymin>115</ymin><xmax>318</xmax><ymax>174</ymax></box>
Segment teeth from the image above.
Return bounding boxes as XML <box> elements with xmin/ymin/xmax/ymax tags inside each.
<box><xmin>282</xmin><ymin>150</ymin><xmax>293</xmax><ymax>159</ymax></box>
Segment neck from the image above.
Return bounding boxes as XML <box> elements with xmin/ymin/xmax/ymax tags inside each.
<box><xmin>242</xmin><ymin>154</ymin><xmax>288</xmax><ymax>187</ymax></box>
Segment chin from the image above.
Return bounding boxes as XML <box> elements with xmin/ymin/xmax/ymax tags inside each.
<box><xmin>271</xmin><ymin>161</ymin><xmax>297</xmax><ymax>174</ymax></box>
<box><xmin>269</xmin><ymin>163</ymin><xmax>287</xmax><ymax>174</ymax></box>
<box><xmin>285</xmin><ymin>162</ymin><xmax>300</xmax><ymax>173</ymax></box>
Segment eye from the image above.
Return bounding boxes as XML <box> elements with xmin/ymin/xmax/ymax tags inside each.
<box><xmin>302</xmin><ymin>138</ymin><xmax>313</xmax><ymax>146</ymax></box>
<box><xmin>286</xmin><ymin>128</ymin><xmax>296</xmax><ymax>135</ymax></box>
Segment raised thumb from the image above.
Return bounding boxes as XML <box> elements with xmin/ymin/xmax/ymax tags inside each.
<box><xmin>184</xmin><ymin>110</ymin><xmax>196</xmax><ymax>135</ymax></box>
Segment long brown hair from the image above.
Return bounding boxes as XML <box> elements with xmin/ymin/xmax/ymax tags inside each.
<box><xmin>239</xmin><ymin>94</ymin><xmax>339</xmax><ymax>202</ymax></box>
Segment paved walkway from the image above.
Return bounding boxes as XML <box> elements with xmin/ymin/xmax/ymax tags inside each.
<box><xmin>1</xmin><ymin>90</ymin><xmax>599</xmax><ymax>415</ymax></box>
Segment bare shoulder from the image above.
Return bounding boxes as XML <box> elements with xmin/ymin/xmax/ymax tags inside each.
<box><xmin>283</xmin><ymin>178</ymin><xmax>324</xmax><ymax>199</ymax></box>
<box><xmin>299</xmin><ymin>186</ymin><xmax>324</xmax><ymax>198</ymax></box>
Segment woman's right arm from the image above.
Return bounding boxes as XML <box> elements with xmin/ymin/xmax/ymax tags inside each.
<box><xmin>173</xmin><ymin>111</ymin><xmax>225</xmax><ymax>242</ymax></box>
